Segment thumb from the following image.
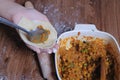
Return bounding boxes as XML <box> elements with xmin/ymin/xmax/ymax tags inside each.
<box><xmin>25</xmin><ymin>1</ymin><xmax>34</xmax><ymax>9</ymax></box>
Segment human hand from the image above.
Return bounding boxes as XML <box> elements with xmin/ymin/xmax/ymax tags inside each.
<box><xmin>12</xmin><ymin>1</ymin><xmax>49</xmax><ymax>24</ymax></box>
<box><xmin>12</xmin><ymin>1</ymin><xmax>58</xmax><ymax>54</ymax></box>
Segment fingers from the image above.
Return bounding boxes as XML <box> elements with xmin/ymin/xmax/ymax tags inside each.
<box><xmin>27</xmin><ymin>43</ymin><xmax>59</xmax><ymax>54</ymax></box>
<box><xmin>52</xmin><ymin>44</ymin><xmax>59</xmax><ymax>53</ymax></box>
<box><xmin>40</xmin><ymin>44</ymin><xmax>59</xmax><ymax>54</ymax></box>
<box><xmin>39</xmin><ymin>48</ymin><xmax>52</xmax><ymax>54</ymax></box>
<box><xmin>27</xmin><ymin>44</ymin><xmax>41</xmax><ymax>53</ymax></box>
<box><xmin>25</xmin><ymin>1</ymin><xmax>34</xmax><ymax>9</ymax></box>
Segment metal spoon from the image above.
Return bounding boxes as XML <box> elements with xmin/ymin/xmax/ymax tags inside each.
<box><xmin>0</xmin><ymin>17</ymin><xmax>45</xmax><ymax>42</ymax></box>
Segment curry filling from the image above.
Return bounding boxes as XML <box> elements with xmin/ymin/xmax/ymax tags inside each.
<box><xmin>58</xmin><ymin>36</ymin><xmax>115</xmax><ymax>80</ymax></box>
<box><xmin>27</xmin><ymin>25</ymin><xmax>50</xmax><ymax>43</ymax></box>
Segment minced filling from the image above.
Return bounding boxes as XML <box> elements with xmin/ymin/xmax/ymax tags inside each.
<box><xmin>58</xmin><ymin>36</ymin><xmax>115</xmax><ymax>80</ymax></box>
<box><xmin>28</xmin><ymin>25</ymin><xmax>50</xmax><ymax>43</ymax></box>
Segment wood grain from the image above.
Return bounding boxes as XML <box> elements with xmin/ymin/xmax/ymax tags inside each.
<box><xmin>0</xmin><ymin>0</ymin><xmax>120</xmax><ymax>79</ymax></box>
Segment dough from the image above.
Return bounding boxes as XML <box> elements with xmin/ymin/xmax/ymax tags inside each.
<box><xmin>18</xmin><ymin>17</ymin><xmax>57</xmax><ymax>49</ymax></box>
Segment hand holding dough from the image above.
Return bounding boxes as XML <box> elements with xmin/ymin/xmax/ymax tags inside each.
<box><xmin>18</xmin><ymin>17</ymin><xmax>57</xmax><ymax>49</ymax></box>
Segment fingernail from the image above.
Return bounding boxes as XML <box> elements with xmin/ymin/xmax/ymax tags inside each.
<box><xmin>47</xmin><ymin>49</ymin><xmax>52</xmax><ymax>54</ymax></box>
<box><xmin>53</xmin><ymin>48</ymin><xmax>57</xmax><ymax>53</ymax></box>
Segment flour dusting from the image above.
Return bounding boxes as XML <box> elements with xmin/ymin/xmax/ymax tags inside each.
<box><xmin>42</xmin><ymin>4</ymin><xmax>77</xmax><ymax>36</ymax></box>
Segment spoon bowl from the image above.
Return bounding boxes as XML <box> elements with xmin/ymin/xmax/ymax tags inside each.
<box><xmin>0</xmin><ymin>17</ymin><xmax>45</xmax><ymax>42</ymax></box>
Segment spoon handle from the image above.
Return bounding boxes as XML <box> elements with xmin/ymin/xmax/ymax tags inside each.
<box><xmin>0</xmin><ymin>17</ymin><xmax>29</xmax><ymax>34</ymax></box>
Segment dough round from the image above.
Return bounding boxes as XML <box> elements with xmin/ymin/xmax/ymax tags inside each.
<box><xmin>18</xmin><ymin>17</ymin><xmax>57</xmax><ymax>49</ymax></box>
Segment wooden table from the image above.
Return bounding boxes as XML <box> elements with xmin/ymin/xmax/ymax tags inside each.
<box><xmin>0</xmin><ymin>0</ymin><xmax>119</xmax><ymax>80</ymax></box>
